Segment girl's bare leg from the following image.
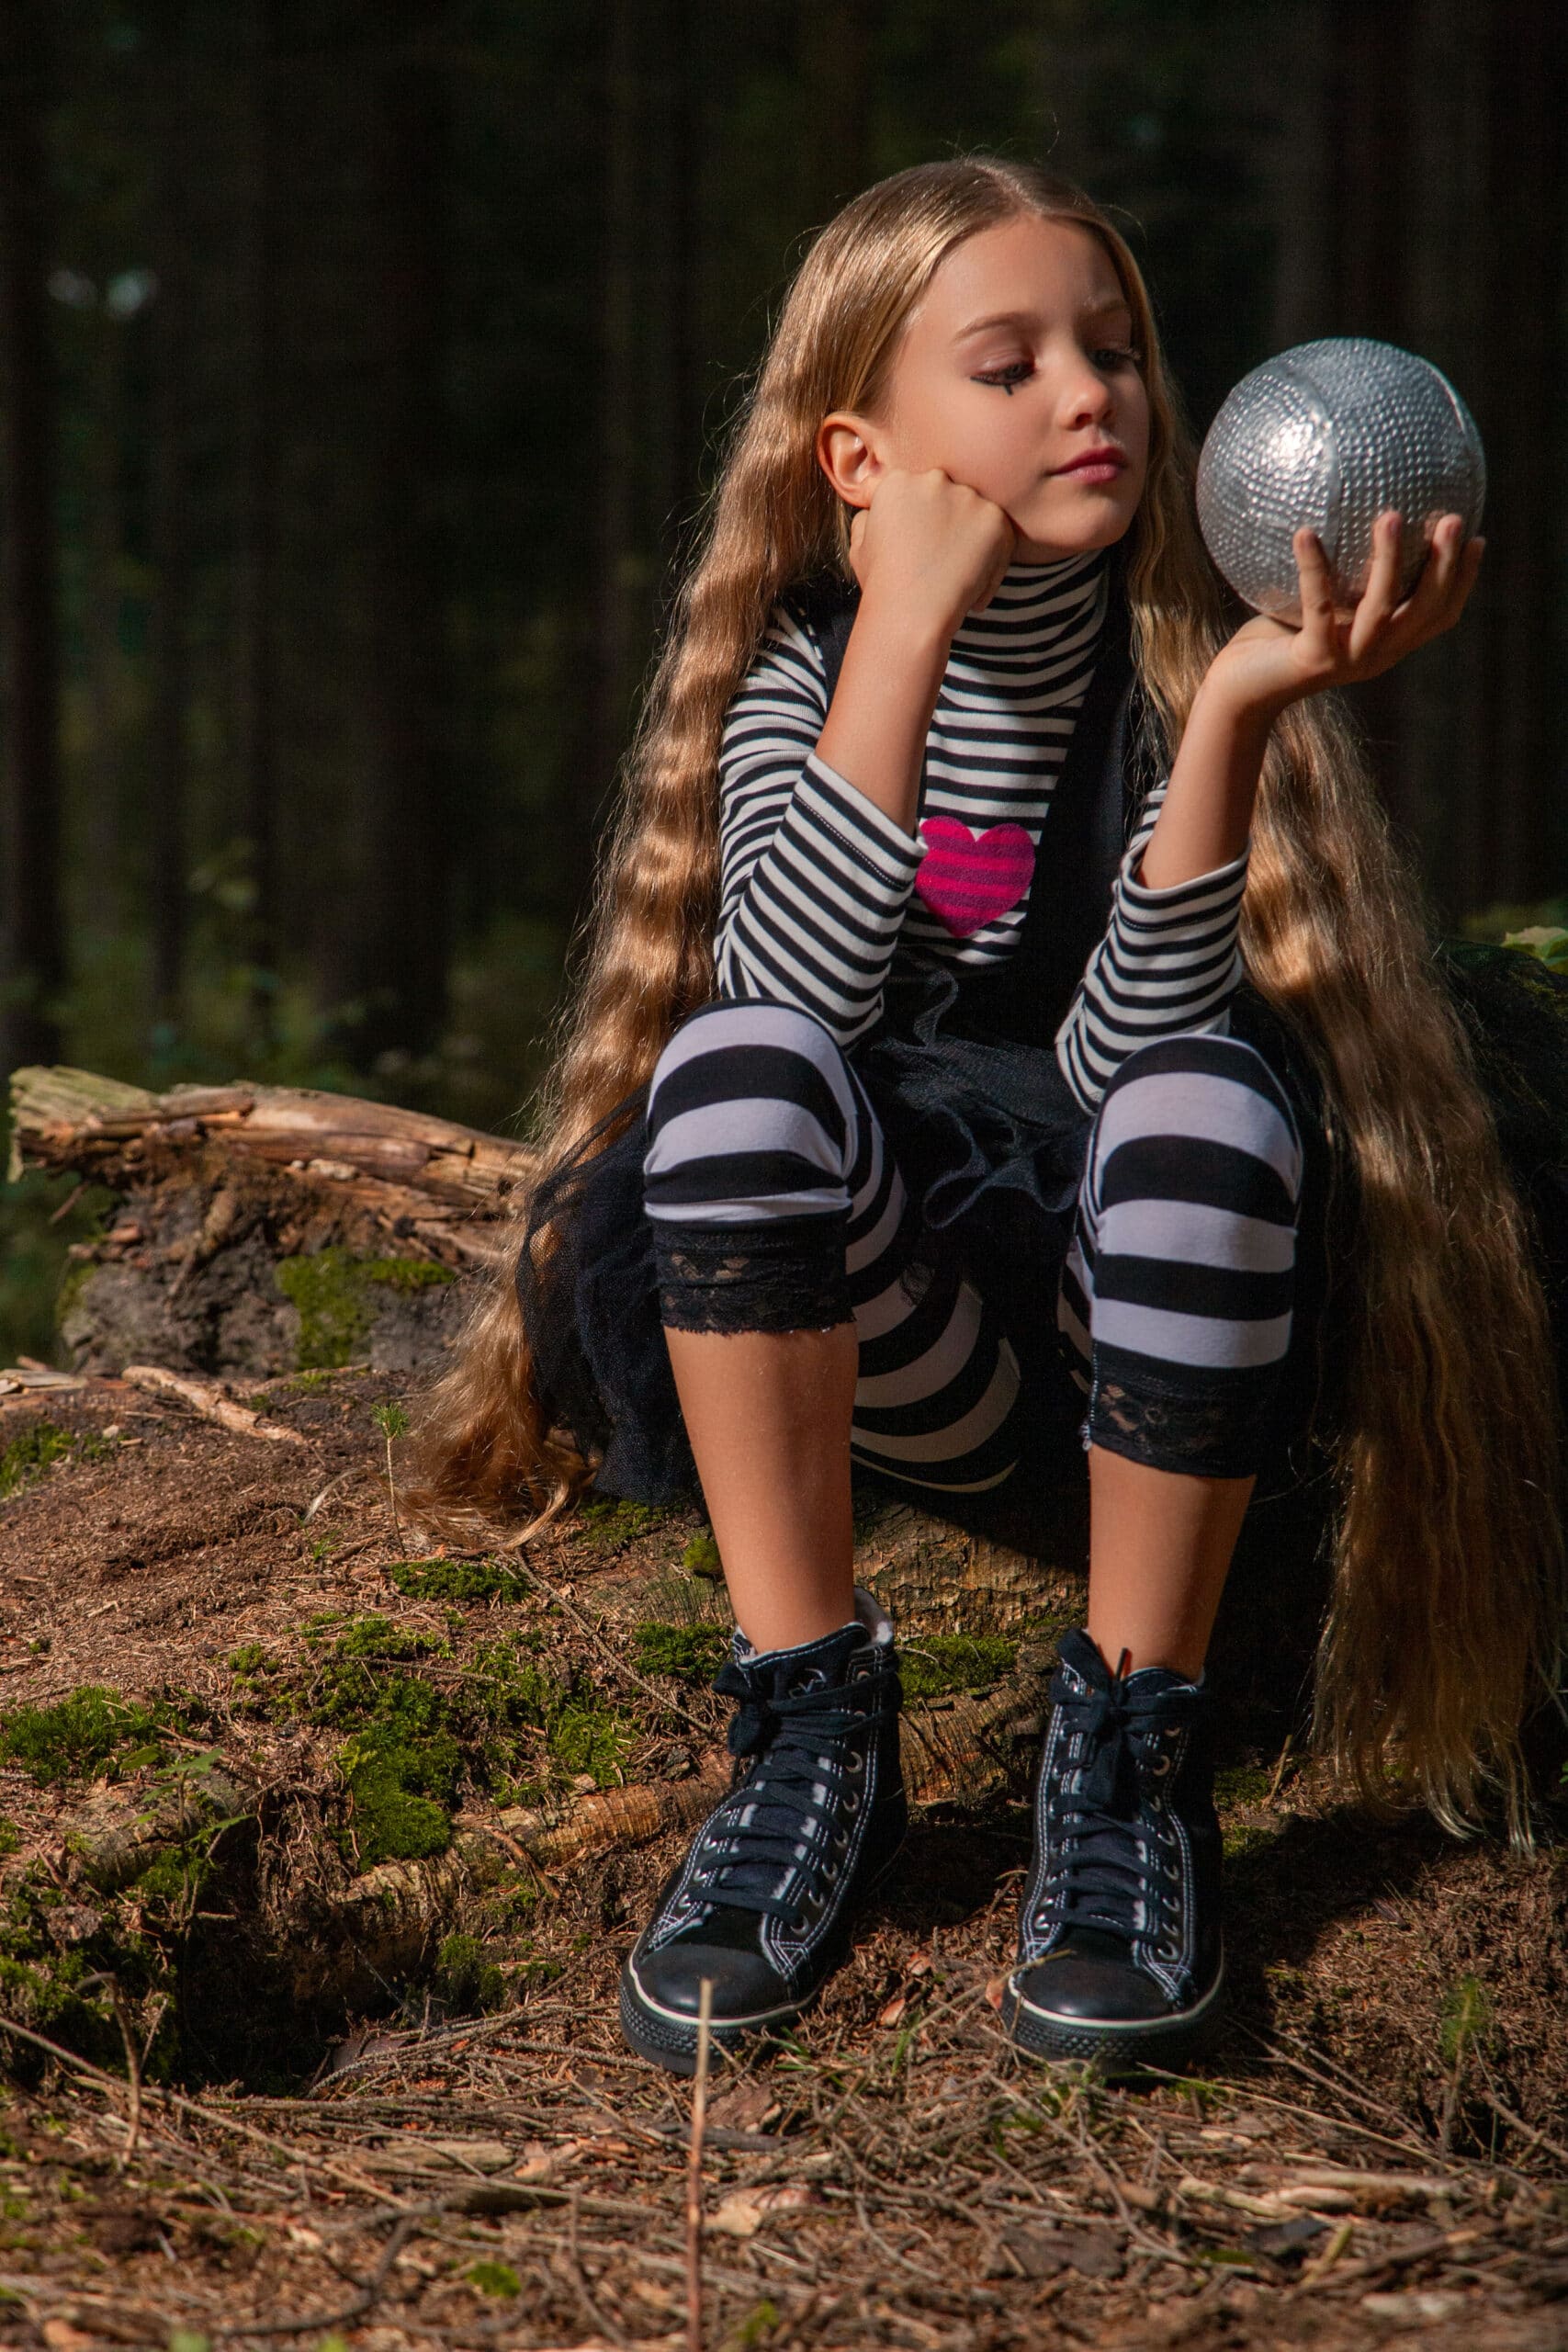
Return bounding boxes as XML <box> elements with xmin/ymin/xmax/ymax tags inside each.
<box><xmin>663</xmin><ymin>1322</ymin><xmax>858</xmax><ymax>1655</ymax></box>
<box><xmin>667</xmin><ymin>1326</ymin><xmax>1250</xmax><ymax>1670</ymax></box>
<box><xmin>1086</xmin><ymin>1444</ymin><xmax>1253</xmax><ymax>1679</ymax></box>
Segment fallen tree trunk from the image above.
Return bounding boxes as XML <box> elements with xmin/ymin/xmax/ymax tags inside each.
<box><xmin>9</xmin><ymin>1064</ymin><xmax>540</xmax><ymax>1380</ymax></box>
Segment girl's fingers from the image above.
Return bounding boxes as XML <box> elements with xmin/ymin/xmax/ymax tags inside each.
<box><xmin>1292</xmin><ymin>526</ymin><xmax>1336</xmax><ymax>648</ymax></box>
<box><xmin>1347</xmin><ymin>510</ymin><xmax>1404</xmax><ymax>662</ymax></box>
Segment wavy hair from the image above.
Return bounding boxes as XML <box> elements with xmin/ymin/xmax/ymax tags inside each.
<box><xmin>405</xmin><ymin>155</ymin><xmax>1563</xmax><ymax>1835</ymax></box>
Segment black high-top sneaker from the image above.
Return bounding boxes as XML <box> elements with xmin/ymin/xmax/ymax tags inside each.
<box><xmin>619</xmin><ymin>1586</ymin><xmax>906</xmax><ymax>2075</ymax></box>
<box><xmin>1000</xmin><ymin>1627</ymin><xmax>1224</xmax><ymax>2075</ymax></box>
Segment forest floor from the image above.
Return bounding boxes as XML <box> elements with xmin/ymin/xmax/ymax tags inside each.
<box><xmin>0</xmin><ymin>1371</ymin><xmax>1562</xmax><ymax>2351</ymax></box>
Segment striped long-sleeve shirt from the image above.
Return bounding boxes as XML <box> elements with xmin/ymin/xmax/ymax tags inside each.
<box><xmin>714</xmin><ymin>548</ymin><xmax>1250</xmax><ymax>1112</ymax></box>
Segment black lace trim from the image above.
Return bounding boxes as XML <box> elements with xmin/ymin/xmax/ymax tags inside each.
<box><xmin>651</xmin><ymin>1215</ymin><xmax>852</xmax><ymax>1336</ymax></box>
<box><xmin>1082</xmin><ymin>1349</ymin><xmax>1286</xmax><ymax>1479</ymax></box>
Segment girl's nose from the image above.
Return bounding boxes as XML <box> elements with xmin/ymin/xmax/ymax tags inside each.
<box><xmin>1060</xmin><ymin>367</ymin><xmax>1115</xmax><ymax>428</ymax></box>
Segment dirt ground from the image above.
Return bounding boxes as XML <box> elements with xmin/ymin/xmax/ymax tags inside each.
<box><xmin>0</xmin><ymin>1371</ymin><xmax>1562</xmax><ymax>2351</ymax></box>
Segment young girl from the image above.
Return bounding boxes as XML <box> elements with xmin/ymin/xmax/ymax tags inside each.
<box><xmin>410</xmin><ymin>156</ymin><xmax>1564</xmax><ymax>2077</ymax></box>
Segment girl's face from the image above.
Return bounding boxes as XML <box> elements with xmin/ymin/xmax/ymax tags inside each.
<box><xmin>820</xmin><ymin>213</ymin><xmax>1151</xmax><ymax>562</ymax></box>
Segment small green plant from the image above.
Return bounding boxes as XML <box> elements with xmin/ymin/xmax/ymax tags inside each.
<box><xmin>1439</xmin><ymin>1973</ymin><xmax>1493</xmax><ymax>2067</ymax></box>
<box><xmin>1213</xmin><ymin>1764</ymin><xmax>1274</xmax><ymax>1807</ymax></box>
<box><xmin>390</xmin><ymin>1555</ymin><xmax>529</xmax><ymax>1605</ymax></box>
<box><xmin>0</xmin><ymin>1420</ymin><xmax>73</xmax><ymax>1501</ymax></box>
<box><xmin>433</xmin><ymin>1931</ymin><xmax>507</xmax><ymax>2014</ymax></box>
<box><xmin>682</xmin><ymin>1529</ymin><xmax>723</xmax><ymax>1578</ymax></box>
<box><xmin>898</xmin><ymin>1634</ymin><xmax>1017</xmax><ymax>1703</ymax></box>
<box><xmin>465</xmin><ymin>2258</ymin><xmax>521</xmax><ymax>2298</ymax></box>
<box><xmin>0</xmin><ymin>1687</ymin><xmax>174</xmax><ymax>1785</ymax></box>
<box><xmin>576</xmin><ymin>1496</ymin><xmax>669</xmax><ymax>1550</ymax></box>
<box><xmin>634</xmin><ymin>1623</ymin><xmax>729</xmax><ymax>1684</ymax></box>
<box><xmin>372</xmin><ymin>1398</ymin><xmax>410</xmax><ymax>1548</ymax></box>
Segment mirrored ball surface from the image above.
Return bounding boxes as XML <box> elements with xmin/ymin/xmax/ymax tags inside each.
<box><xmin>1195</xmin><ymin>337</ymin><xmax>1485</xmax><ymax>621</ymax></box>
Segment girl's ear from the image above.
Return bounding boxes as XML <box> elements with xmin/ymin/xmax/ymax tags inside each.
<box><xmin>817</xmin><ymin>411</ymin><xmax>885</xmax><ymax>511</ymax></box>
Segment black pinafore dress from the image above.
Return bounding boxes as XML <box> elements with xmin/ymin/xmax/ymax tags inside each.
<box><xmin>516</xmin><ymin>571</ymin><xmax>1568</xmax><ymax>1511</ymax></box>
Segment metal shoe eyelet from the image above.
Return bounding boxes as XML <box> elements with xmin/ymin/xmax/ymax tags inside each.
<box><xmin>1154</xmin><ymin>1936</ymin><xmax>1181</xmax><ymax>1962</ymax></box>
<box><xmin>842</xmin><ymin>1788</ymin><xmax>861</xmax><ymax>1816</ymax></box>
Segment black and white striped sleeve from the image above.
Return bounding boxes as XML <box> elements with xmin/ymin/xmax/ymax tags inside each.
<box><xmin>714</xmin><ymin>602</ymin><xmax>929</xmax><ymax>1045</ymax></box>
<box><xmin>1054</xmin><ymin>773</ymin><xmax>1251</xmax><ymax>1113</ymax></box>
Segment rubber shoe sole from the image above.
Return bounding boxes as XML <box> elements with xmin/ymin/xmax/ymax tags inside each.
<box><xmin>617</xmin><ymin>1961</ymin><xmax>810</xmax><ymax>2078</ymax></box>
<box><xmin>1000</xmin><ymin>1951</ymin><xmax>1226</xmax><ymax>2078</ymax></box>
<box><xmin>617</xmin><ymin>1829</ymin><xmax>908</xmax><ymax>2076</ymax></box>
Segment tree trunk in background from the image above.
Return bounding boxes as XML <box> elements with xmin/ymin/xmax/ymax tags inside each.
<box><xmin>564</xmin><ymin>0</ymin><xmax>643</xmax><ymax>944</ymax></box>
<box><xmin>796</xmin><ymin>0</ymin><xmax>880</xmax><ymax>225</ymax></box>
<box><xmin>647</xmin><ymin>0</ymin><xmax>705</xmax><ymax>590</ymax></box>
<box><xmin>236</xmin><ymin>0</ymin><xmax>278</xmax><ymax>1060</ymax></box>
<box><xmin>1270</xmin><ymin>0</ymin><xmax>1565</xmax><ymax>922</ymax></box>
<box><xmin>352</xmin><ymin>7</ymin><xmax>449</xmax><ymax>1067</ymax></box>
<box><xmin>0</xmin><ymin>0</ymin><xmax>65</xmax><ymax>1074</ymax></box>
<box><xmin>84</xmin><ymin>313</ymin><xmax>127</xmax><ymax>934</ymax></box>
<box><xmin>149</xmin><ymin>28</ymin><xmax>193</xmax><ymax>1043</ymax></box>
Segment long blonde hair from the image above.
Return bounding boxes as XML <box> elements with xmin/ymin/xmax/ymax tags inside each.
<box><xmin>407</xmin><ymin>156</ymin><xmax>1563</xmax><ymax>1834</ymax></box>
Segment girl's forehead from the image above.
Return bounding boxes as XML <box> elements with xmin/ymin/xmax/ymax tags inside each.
<box><xmin>916</xmin><ymin>216</ymin><xmax>1128</xmax><ymax>333</ymax></box>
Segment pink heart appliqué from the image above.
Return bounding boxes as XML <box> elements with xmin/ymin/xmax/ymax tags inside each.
<box><xmin>913</xmin><ymin>817</ymin><xmax>1036</xmax><ymax>938</ymax></box>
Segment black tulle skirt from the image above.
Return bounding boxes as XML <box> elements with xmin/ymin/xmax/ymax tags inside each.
<box><xmin>515</xmin><ymin>944</ymin><xmax>1568</xmax><ymax>1509</ymax></box>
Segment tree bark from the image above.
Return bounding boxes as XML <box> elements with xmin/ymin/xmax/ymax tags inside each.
<box><xmin>236</xmin><ymin>0</ymin><xmax>279</xmax><ymax>1060</ymax></box>
<box><xmin>1269</xmin><ymin>0</ymin><xmax>1565</xmax><ymax>922</ymax></box>
<box><xmin>347</xmin><ymin>5</ymin><xmax>451</xmax><ymax>1069</ymax></box>
<box><xmin>148</xmin><ymin>22</ymin><xmax>194</xmax><ymax>1041</ymax></box>
<box><xmin>0</xmin><ymin>0</ymin><xmax>66</xmax><ymax>1074</ymax></box>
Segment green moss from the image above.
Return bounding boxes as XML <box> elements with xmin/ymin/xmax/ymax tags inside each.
<box><xmin>681</xmin><ymin>1530</ymin><xmax>723</xmax><ymax>1578</ymax></box>
<box><xmin>132</xmin><ymin>1849</ymin><xmax>214</xmax><ymax>1908</ymax></box>
<box><xmin>339</xmin><ymin>1734</ymin><xmax>456</xmax><ymax>1867</ymax></box>
<box><xmin>0</xmin><ymin>1687</ymin><xmax>173</xmax><ymax>1785</ymax></box>
<box><xmin>390</xmin><ymin>1555</ymin><xmax>529</xmax><ymax>1605</ymax></box>
<box><xmin>1213</xmin><ymin>1764</ymin><xmax>1274</xmax><ymax>1808</ymax></box>
<box><xmin>466</xmin><ymin>2259</ymin><xmax>521</xmax><ymax>2299</ymax></box>
<box><xmin>227</xmin><ymin>1642</ymin><xmax>276</xmax><ymax>1680</ymax></box>
<box><xmin>0</xmin><ymin>1420</ymin><xmax>73</xmax><ymax>1501</ymax></box>
<box><xmin>433</xmin><ymin>1931</ymin><xmax>507</xmax><ymax>2015</ymax></box>
<box><xmin>229</xmin><ymin>1611</ymin><xmax>632</xmax><ymax>1871</ymax></box>
<box><xmin>1222</xmin><ymin>1822</ymin><xmax>1281</xmax><ymax>1861</ymax></box>
<box><xmin>364</xmin><ymin>1258</ymin><xmax>455</xmax><ymax>1294</ymax></box>
<box><xmin>54</xmin><ymin>1260</ymin><xmax>95</xmax><ymax>1326</ymax></box>
<box><xmin>575</xmin><ymin>1496</ymin><xmax>671</xmax><ymax>1551</ymax></box>
<box><xmin>547</xmin><ymin>1700</ymin><xmax>634</xmax><ymax>1787</ymax></box>
<box><xmin>276</xmin><ymin>1249</ymin><xmax>455</xmax><ymax>1371</ymax></box>
<box><xmin>0</xmin><ymin>1821</ymin><xmax>18</xmax><ymax>1859</ymax></box>
<box><xmin>898</xmin><ymin>1635</ymin><xmax>1017</xmax><ymax>1703</ymax></box>
<box><xmin>634</xmin><ymin>1623</ymin><xmax>729</xmax><ymax>1685</ymax></box>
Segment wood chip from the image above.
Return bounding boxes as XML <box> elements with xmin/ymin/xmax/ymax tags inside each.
<box><xmin>120</xmin><ymin>1364</ymin><xmax>308</xmax><ymax>1446</ymax></box>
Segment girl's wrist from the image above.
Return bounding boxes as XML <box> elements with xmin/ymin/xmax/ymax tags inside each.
<box><xmin>1192</xmin><ymin>659</ymin><xmax>1294</xmax><ymax>745</ymax></box>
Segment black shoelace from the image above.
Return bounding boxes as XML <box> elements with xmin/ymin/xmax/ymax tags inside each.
<box><xmin>683</xmin><ymin>1659</ymin><xmax>898</xmax><ymax>1933</ymax></box>
<box><xmin>1032</xmin><ymin>1663</ymin><xmax>1187</xmax><ymax>1959</ymax></box>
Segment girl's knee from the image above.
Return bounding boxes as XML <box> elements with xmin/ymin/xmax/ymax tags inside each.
<box><xmin>649</xmin><ymin>996</ymin><xmax>850</xmax><ymax>1112</ymax></box>
<box><xmin>1094</xmin><ymin>1028</ymin><xmax>1303</xmax><ymax>1199</ymax></box>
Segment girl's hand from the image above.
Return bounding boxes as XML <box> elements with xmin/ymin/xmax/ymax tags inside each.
<box><xmin>1205</xmin><ymin>509</ymin><xmax>1485</xmax><ymax>719</ymax></box>
<box><xmin>847</xmin><ymin>466</ymin><xmax>1016</xmax><ymax>640</ymax></box>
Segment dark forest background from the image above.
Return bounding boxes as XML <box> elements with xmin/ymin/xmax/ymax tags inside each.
<box><xmin>0</xmin><ymin>0</ymin><xmax>1564</xmax><ymax>1354</ymax></box>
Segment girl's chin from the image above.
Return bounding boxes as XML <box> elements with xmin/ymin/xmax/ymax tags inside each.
<box><xmin>1010</xmin><ymin>521</ymin><xmax>1132</xmax><ymax>562</ymax></box>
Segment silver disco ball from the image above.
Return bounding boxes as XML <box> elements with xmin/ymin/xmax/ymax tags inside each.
<box><xmin>1195</xmin><ymin>337</ymin><xmax>1486</xmax><ymax>621</ymax></box>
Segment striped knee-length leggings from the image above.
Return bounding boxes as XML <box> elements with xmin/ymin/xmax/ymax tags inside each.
<box><xmin>641</xmin><ymin>1000</ymin><xmax>1305</xmax><ymax>1491</ymax></box>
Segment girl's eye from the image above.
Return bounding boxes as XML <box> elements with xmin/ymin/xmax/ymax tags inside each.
<box><xmin>1095</xmin><ymin>345</ymin><xmax>1141</xmax><ymax>369</ymax></box>
<box><xmin>973</xmin><ymin>359</ymin><xmax>1032</xmax><ymax>388</ymax></box>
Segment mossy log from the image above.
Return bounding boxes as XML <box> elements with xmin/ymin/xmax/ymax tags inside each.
<box><xmin>9</xmin><ymin>1065</ymin><xmax>541</xmax><ymax>1381</ymax></box>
